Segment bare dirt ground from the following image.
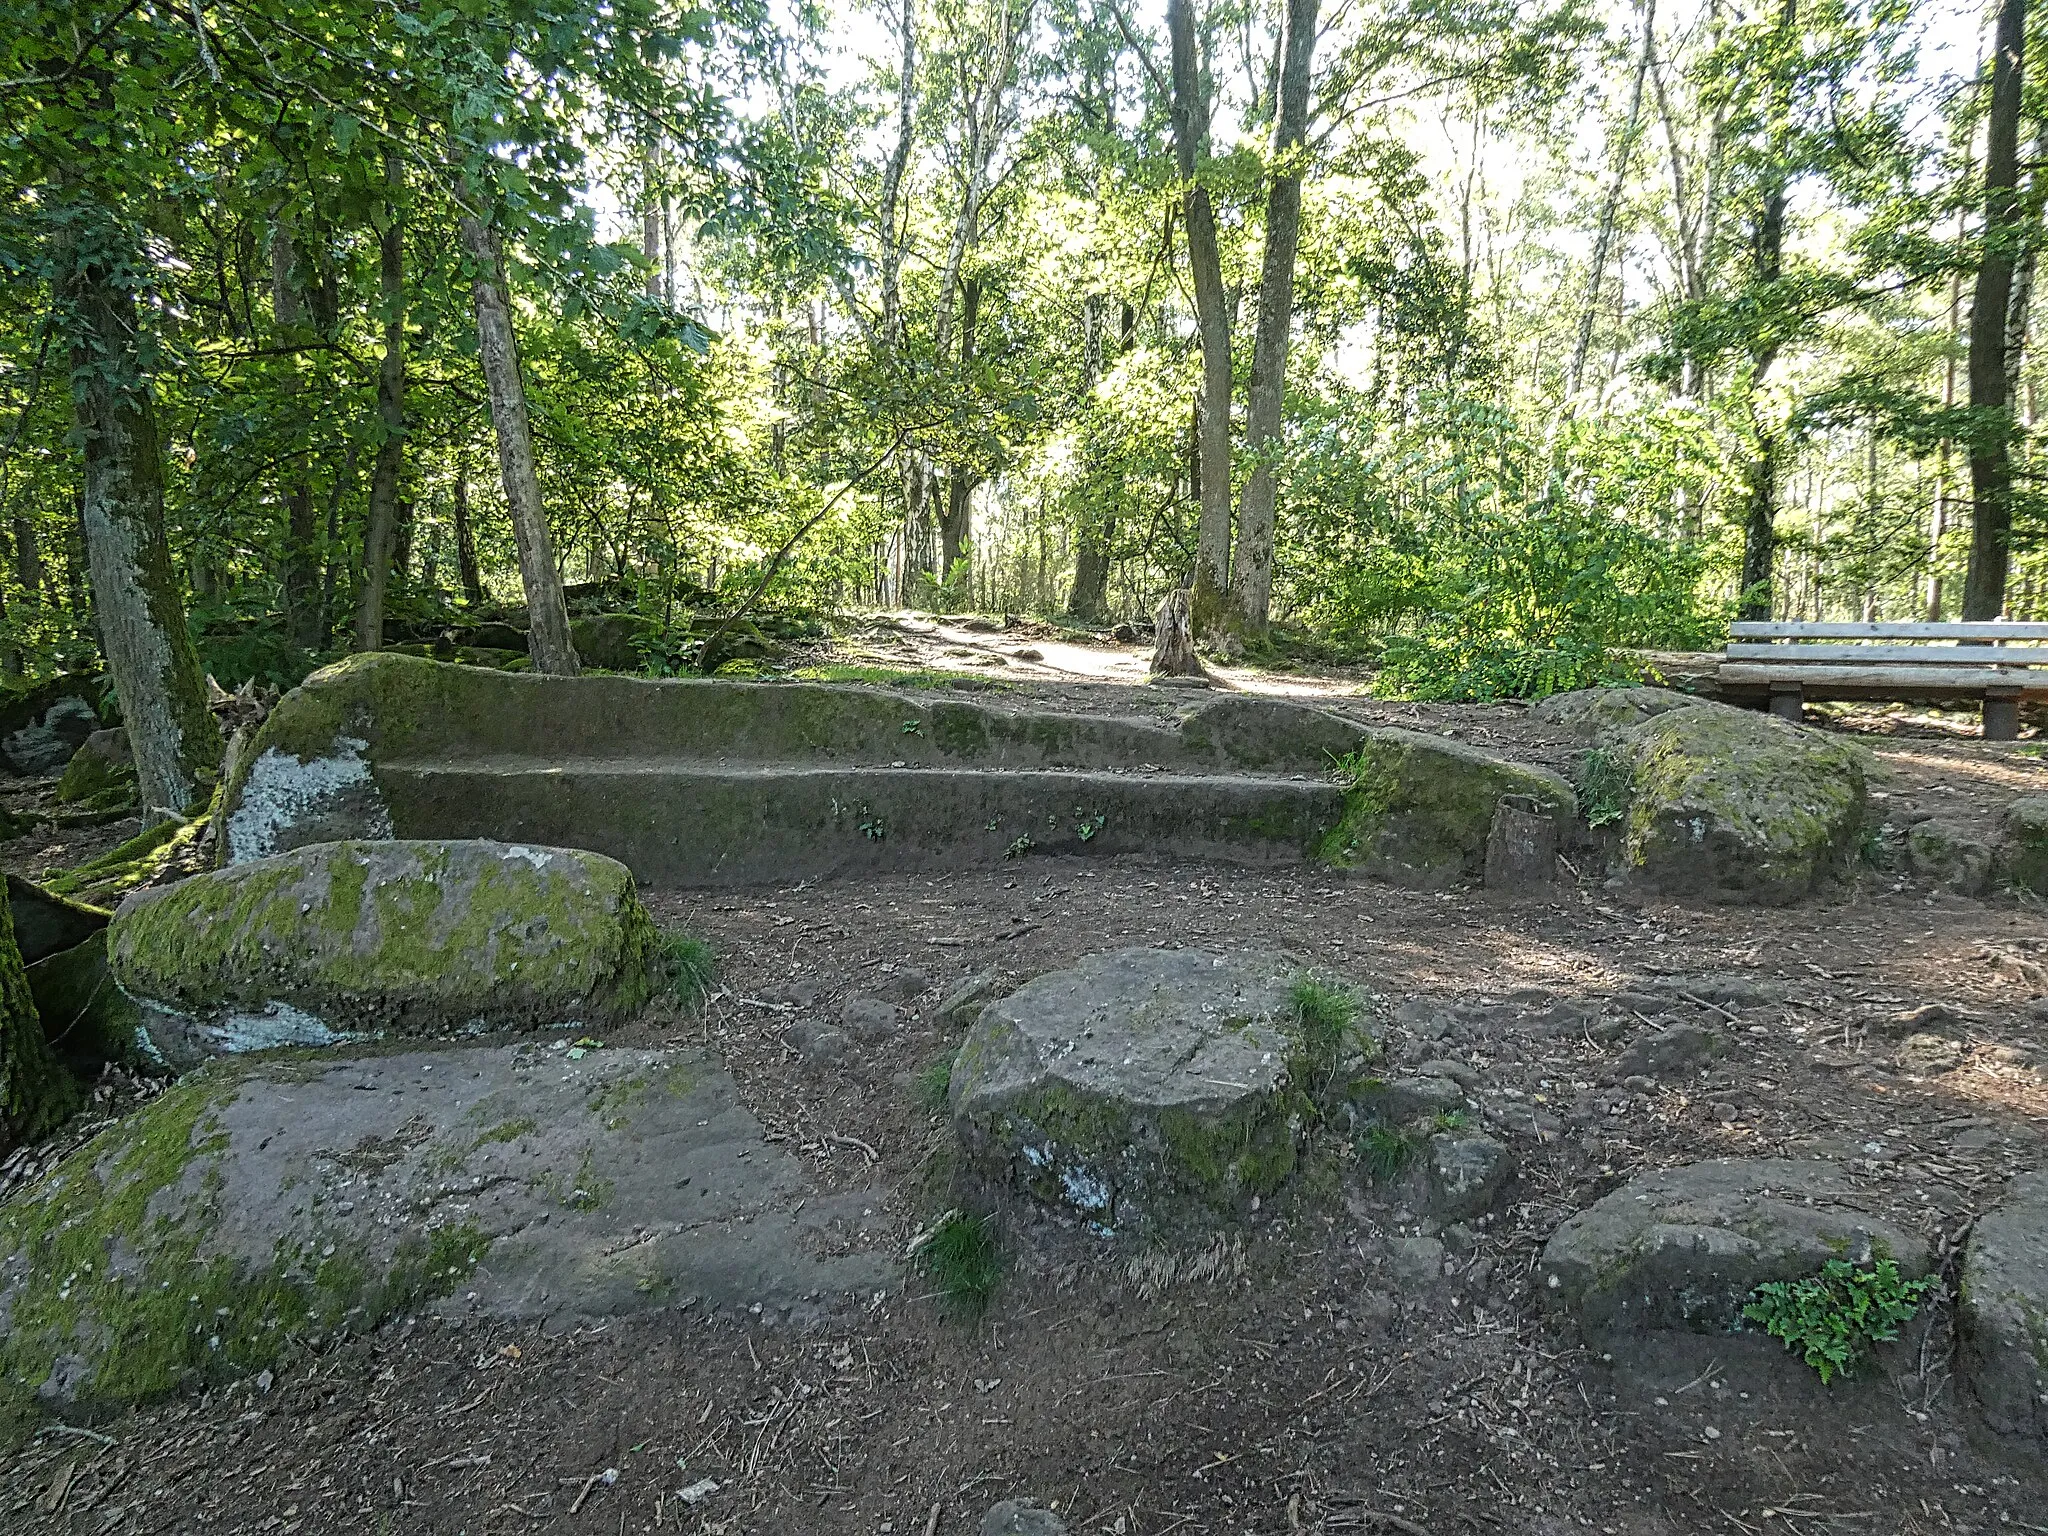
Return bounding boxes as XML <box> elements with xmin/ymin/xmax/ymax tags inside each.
<box><xmin>4</xmin><ymin>637</ymin><xmax>2047</xmax><ymax>1536</ymax></box>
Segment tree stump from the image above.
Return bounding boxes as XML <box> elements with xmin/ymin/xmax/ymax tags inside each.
<box><xmin>1149</xmin><ymin>589</ymin><xmax>1207</xmax><ymax>679</ymax></box>
<box><xmin>1484</xmin><ymin>794</ymin><xmax>1558</xmax><ymax>891</ymax></box>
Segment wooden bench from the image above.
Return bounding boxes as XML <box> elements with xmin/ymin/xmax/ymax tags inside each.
<box><xmin>1718</xmin><ymin>621</ymin><xmax>2048</xmax><ymax>740</ymax></box>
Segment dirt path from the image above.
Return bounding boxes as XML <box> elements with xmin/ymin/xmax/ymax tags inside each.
<box><xmin>6</xmin><ymin>844</ymin><xmax>2043</xmax><ymax>1535</ymax></box>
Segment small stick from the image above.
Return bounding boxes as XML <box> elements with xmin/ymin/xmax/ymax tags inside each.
<box><xmin>568</xmin><ymin>1473</ymin><xmax>603</xmax><ymax>1515</ymax></box>
<box><xmin>923</xmin><ymin>1500</ymin><xmax>942</xmax><ymax>1536</ymax></box>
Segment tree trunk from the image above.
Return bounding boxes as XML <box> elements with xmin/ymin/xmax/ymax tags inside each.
<box><xmin>640</xmin><ymin>137</ymin><xmax>665</xmax><ymax>302</ymax></box>
<box><xmin>1738</xmin><ymin>431</ymin><xmax>1778</xmax><ymax>621</ymax></box>
<box><xmin>61</xmin><ymin>228</ymin><xmax>221</xmax><ymax>820</ymax></box>
<box><xmin>1567</xmin><ymin>0</ymin><xmax>1656</xmax><ymax>402</ymax></box>
<box><xmin>1169</xmin><ymin>0</ymin><xmax>1235</xmax><ymax>629</ymax></box>
<box><xmin>1965</xmin><ymin>0</ymin><xmax>2028</xmax><ymax>621</ymax></box>
<box><xmin>1228</xmin><ymin>0</ymin><xmax>1320</xmax><ymax>635</ymax></box>
<box><xmin>940</xmin><ymin>276</ymin><xmax>982</xmax><ymax>591</ymax></box>
<box><xmin>458</xmin><ymin>213</ymin><xmax>579</xmax><ymax>674</ymax></box>
<box><xmin>878</xmin><ymin>0</ymin><xmax>917</xmax><ymax>351</ymax></box>
<box><xmin>1150</xmin><ymin>588</ymin><xmax>1206</xmax><ymax>678</ymax></box>
<box><xmin>356</xmin><ymin>153</ymin><xmax>406</xmax><ymax>652</ymax></box>
<box><xmin>1067</xmin><ymin>293</ymin><xmax>1112</xmax><ymax>618</ymax></box>
<box><xmin>453</xmin><ymin>459</ymin><xmax>484</xmax><ymax>606</ymax></box>
<box><xmin>272</xmin><ymin>217</ymin><xmax>322</xmax><ymax>650</ymax></box>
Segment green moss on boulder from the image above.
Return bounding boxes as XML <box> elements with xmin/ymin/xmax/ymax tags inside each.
<box><xmin>1319</xmin><ymin>727</ymin><xmax>1575</xmax><ymax>886</ymax></box>
<box><xmin>1996</xmin><ymin>798</ymin><xmax>2048</xmax><ymax>896</ymax></box>
<box><xmin>109</xmin><ymin>839</ymin><xmax>662</xmax><ymax>1065</ymax></box>
<box><xmin>1530</xmin><ymin>686</ymin><xmax>1702</xmax><ymax>743</ymax></box>
<box><xmin>55</xmin><ymin>729</ymin><xmax>136</xmax><ymax>810</ymax></box>
<box><xmin>1617</xmin><ymin>705</ymin><xmax>1866</xmax><ymax>904</ymax></box>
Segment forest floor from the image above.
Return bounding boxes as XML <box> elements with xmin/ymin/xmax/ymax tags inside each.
<box><xmin>4</xmin><ymin>625</ymin><xmax>2048</xmax><ymax>1535</ymax></box>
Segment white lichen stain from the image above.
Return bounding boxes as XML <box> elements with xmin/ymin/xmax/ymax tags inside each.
<box><xmin>227</xmin><ymin>738</ymin><xmax>393</xmax><ymax>863</ymax></box>
<box><xmin>205</xmin><ymin>1002</ymin><xmax>363</xmax><ymax>1054</ymax></box>
<box><xmin>502</xmin><ymin>845</ymin><xmax>556</xmax><ymax>869</ymax></box>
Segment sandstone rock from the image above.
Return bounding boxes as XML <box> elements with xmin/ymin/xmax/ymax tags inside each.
<box><xmin>1617</xmin><ymin>707</ymin><xmax>1866</xmax><ymax>904</ymax></box>
<box><xmin>6</xmin><ymin>875</ymin><xmax>109</xmax><ymax>966</ymax></box>
<box><xmin>54</xmin><ymin>728</ymin><xmax>135</xmax><ymax>810</ymax></box>
<box><xmin>1906</xmin><ymin>819</ymin><xmax>1992</xmax><ymax>896</ymax></box>
<box><xmin>937</xmin><ymin>973</ymin><xmax>1002</xmax><ymax>1027</ymax></box>
<box><xmin>0</xmin><ymin>1043</ymin><xmax>892</xmax><ymax>1417</ymax></box>
<box><xmin>1538</xmin><ymin>1158</ymin><xmax>1931</xmax><ymax>1333</ymax></box>
<box><xmin>1385</xmin><ymin>1234</ymin><xmax>1447</xmax><ymax>1285</ymax></box>
<box><xmin>874</xmin><ymin>966</ymin><xmax>930</xmax><ymax>1003</ymax></box>
<box><xmin>1996</xmin><ymin>798</ymin><xmax>2048</xmax><ymax>896</ymax></box>
<box><xmin>1426</xmin><ymin>1133</ymin><xmax>1511</xmax><ymax>1220</ymax></box>
<box><xmin>840</xmin><ymin>997</ymin><xmax>901</xmax><ymax>1041</ymax></box>
<box><xmin>981</xmin><ymin>1502</ymin><xmax>1066</xmax><ymax>1536</ymax></box>
<box><xmin>1350</xmin><ymin>1073</ymin><xmax>1466</xmax><ymax>1125</ymax></box>
<box><xmin>1613</xmin><ymin>1023</ymin><xmax>1723</xmax><ymax>1081</ymax></box>
<box><xmin>1530</xmin><ymin>686</ymin><xmax>1703</xmax><ymax>742</ymax></box>
<box><xmin>2</xmin><ymin>694</ymin><xmax>99</xmax><ymax>777</ymax></box>
<box><xmin>1895</xmin><ymin>1033</ymin><xmax>1964</xmax><ymax>1076</ymax></box>
<box><xmin>1320</xmin><ymin>728</ymin><xmax>1575</xmax><ymax>888</ymax></box>
<box><xmin>567</xmin><ymin>612</ymin><xmax>656</xmax><ymax>672</ymax></box>
<box><xmin>108</xmin><ymin>839</ymin><xmax>661</xmax><ymax>1066</ymax></box>
<box><xmin>950</xmin><ymin>948</ymin><xmax>1329</xmax><ymax>1230</ymax></box>
<box><xmin>1960</xmin><ymin>1171</ymin><xmax>2048</xmax><ymax>1439</ymax></box>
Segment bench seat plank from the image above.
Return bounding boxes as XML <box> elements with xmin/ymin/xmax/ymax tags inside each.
<box><xmin>1729</xmin><ymin>620</ymin><xmax>2048</xmax><ymax>640</ymax></box>
<box><xmin>1725</xmin><ymin>642</ymin><xmax>2048</xmax><ymax>664</ymax></box>
<box><xmin>1718</xmin><ymin>662</ymin><xmax>2048</xmax><ymax>694</ymax></box>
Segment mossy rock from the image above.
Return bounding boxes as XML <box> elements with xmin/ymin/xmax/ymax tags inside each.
<box><xmin>1618</xmin><ymin>705</ymin><xmax>1866</xmax><ymax>905</ymax></box>
<box><xmin>108</xmin><ymin>838</ymin><xmax>662</xmax><ymax>1066</ymax></box>
<box><xmin>1995</xmin><ymin>798</ymin><xmax>2048</xmax><ymax>896</ymax></box>
<box><xmin>6</xmin><ymin>874</ymin><xmax>110</xmax><ymax>965</ymax></box>
<box><xmin>1906</xmin><ymin>819</ymin><xmax>1993</xmax><ymax>896</ymax></box>
<box><xmin>569</xmin><ymin>612</ymin><xmax>658</xmax><ymax>672</ymax></box>
<box><xmin>1319</xmin><ymin>727</ymin><xmax>1575</xmax><ymax>887</ymax></box>
<box><xmin>949</xmin><ymin>948</ymin><xmax>1369</xmax><ymax>1233</ymax></box>
<box><xmin>1529</xmin><ymin>686</ymin><xmax>1703</xmax><ymax>743</ymax></box>
<box><xmin>55</xmin><ymin>729</ymin><xmax>136</xmax><ymax>810</ymax></box>
<box><xmin>0</xmin><ymin>1040</ymin><xmax>889</xmax><ymax>1429</ymax></box>
<box><xmin>27</xmin><ymin>932</ymin><xmax>148</xmax><ymax>1074</ymax></box>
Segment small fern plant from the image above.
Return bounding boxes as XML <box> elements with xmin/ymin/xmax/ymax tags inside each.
<box><xmin>1741</xmin><ymin>1258</ymin><xmax>1938</xmax><ymax>1384</ymax></box>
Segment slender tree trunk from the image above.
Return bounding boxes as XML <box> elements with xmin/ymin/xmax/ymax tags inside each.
<box><xmin>356</xmin><ymin>153</ymin><xmax>406</xmax><ymax>652</ymax></box>
<box><xmin>1965</xmin><ymin>0</ymin><xmax>2029</xmax><ymax>620</ymax></box>
<box><xmin>60</xmin><ymin>226</ymin><xmax>221</xmax><ymax>819</ymax></box>
<box><xmin>1568</xmin><ymin>0</ymin><xmax>1657</xmax><ymax>402</ymax></box>
<box><xmin>458</xmin><ymin>213</ymin><xmax>579</xmax><ymax>674</ymax></box>
<box><xmin>453</xmin><ymin>459</ymin><xmax>483</xmax><ymax>606</ymax></box>
<box><xmin>1228</xmin><ymin>0</ymin><xmax>1319</xmax><ymax>635</ymax></box>
<box><xmin>640</xmin><ymin>137</ymin><xmax>664</xmax><ymax>302</ymax></box>
<box><xmin>1736</xmin><ymin>176</ymin><xmax>1788</xmax><ymax>621</ymax></box>
<box><xmin>272</xmin><ymin>216</ymin><xmax>321</xmax><ymax>649</ymax></box>
<box><xmin>1067</xmin><ymin>293</ymin><xmax>1113</xmax><ymax>617</ymax></box>
<box><xmin>1169</xmin><ymin>0</ymin><xmax>1235</xmax><ymax>629</ymax></box>
<box><xmin>878</xmin><ymin>0</ymin><xmax>917</xmax><ymax>351</ymax></box>
<box><xmin>940</xmin><ymin>282</ymin><xmax>981</xmax><ymax>588</ymax></box>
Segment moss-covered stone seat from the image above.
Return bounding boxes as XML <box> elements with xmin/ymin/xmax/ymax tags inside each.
<box><xmin>109</xmin><ymin>838</ymin><xmax>660</xmax><ymax>1067</ymax></box>
<box><xmin>0</xmin><ymin>1042</ymin><xmax>893</xmax><ymax>1424</ymax></box>
<box><xmin>217</xmin><ymin>654</ymin><xmax>1574</xmax><ymax>889</ymax></box>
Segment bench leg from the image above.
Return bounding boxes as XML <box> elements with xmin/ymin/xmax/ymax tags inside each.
<box><xmin>1767</xmin><ymin>683</ymin><xmax>1804</xmax><ymax>724</ymax></box>
<box><xmin>1984</xmin><ymin>690</ymin><xmax>2021</xmax><ymax>742</ymax></box>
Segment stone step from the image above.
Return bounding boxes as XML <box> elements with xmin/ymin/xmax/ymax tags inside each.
<box><xmin>373</xmin><ymin>759</ymin><xmax>1344</xmax><ymax>885</ymax></box>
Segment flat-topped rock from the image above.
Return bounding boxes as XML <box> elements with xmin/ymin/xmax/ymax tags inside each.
<box><xmin>1538</xmin><ymin>1158</ymin><xmax>1931</xmax><ymax>1333</ymax></box>
<box><xmin>950</xmin><ymin>948</ymin><xmax>1337</xmax><ymax>1230</ymax></box>
<box><xmin>1960</xmin><ymin>1171</ymin><xmax>2048</xmax><ymax>1440</ymax></box>
<box><xmin>0</xmin><ymin>1043</ymin><xmax>892</xmax><ymax>1417</ymax></box>
<box><xmin>109</xmin><ymin>839</ymin><xmax>661</xmax><ymax>1066</ymax></box>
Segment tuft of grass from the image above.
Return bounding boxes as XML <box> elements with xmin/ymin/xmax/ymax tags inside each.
<box><xmin>913</xmin><ymin>1051</ymin><xmax>957</xmax><ymax>1114</ymax></box>
<box><xmin>1742</xmin><ymin>1257</ymin><xmax>1938</xmax><ymax>1384</ymax></box>
<box><xmin>1576</xmin><ymin>747</ymin><xmax>1631</xmax><ymax>829</ymax></box>
<box><xmin>1431</xmin><ymin>1108</ymin><xmax>1467</xmax><ymax>1133</ymax></box>
<box><xmin>913</xmin><ymin>1210</ymin><xmax>1002</xmax><ymax>1317</ymax></box>
<box><xmin>788</xmin><ymin>663</ymin><xmax>954</xmax><ymax>690</ymax></box>
<box><xmin>1288</xmin><ymin>976</ymin><xmax>1375</xmax><ymax>1102</ymax></box>
<box><xmin>1356</xmin><ymin>1123</ymin><xmax>1416</xmax><ymax>1185</ymax></box>
<box><xmin>660</xmin><ymin>932</ymin><xmax>715</xmax><ymax>1008</ymax></box>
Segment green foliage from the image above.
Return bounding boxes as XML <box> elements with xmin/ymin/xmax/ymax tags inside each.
<box><xmin>1577</xmin><ymin>748</ymin><xmax>1632</xmax><ymax>829</ymax></box>
<box><xmin>913</xmin><ymin>1052</ymin><xmax>957</xmax><ymax>1114</ymax></box>
<box><xmin>913</xmin><ymin>1210</ymin><xmax>1002</xmax><ymax>1317</ymax></box>
<box><xmin>1741</xmin><ymin>1258</ymin><xmax>1938</xmax><ymax>1383</ymax></box>
<box><xmin>659</xmin><ymin>932</ymin><xmax>715</xmax><ymax>1008</ymax></box>
<box><xmin>1287</xmin><ymin>977</ymin><xmax>1375</xmax><ymax>1105</ymax></box>
<box><xmin>1356</xmin><ymin>1124</ymin><xmax>1416</xmax><ymax>1185</ymax></box>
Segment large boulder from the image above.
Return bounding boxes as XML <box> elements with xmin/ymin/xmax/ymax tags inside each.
<box><xmin>1995</xmin><ymin>798</ymin><xmax>2048</xmax><ymax>896</ymax></box>
<box><xmin>1319</xmin><ymin>728</ymin><xmax>1574</xmax><ymax>888</ymax></box>
<box><xmin>108</xmin><ymin>839</ymin><xmax>660</xmax><ymax>1066</ymax></box>
<box><xmin>950</xmin><ymin>948</ymin><xmax>1354</xmax><ymax>1231</ymax></box>
<box><xmin>1530</xmin><ymin>686</ymin><xmax>1703</xmax><ymax>742</ymax></box>
<box><xmin>1907</xmin><ymin>819</ymin><xmax>1993</xmax><ymax>896</ymax></box>
<box><xmin>1960</xmin><ymin>1172</ymin><xmax>2048</xmax><ymax>1440</ymax></box>
<box><xmin>0</xmin><ymin>1043</ymin><xmax>893</xmax><ymax>1420</ymax></box>
<box><xmin>1616</xmin><ymin>705</ymin><xmax>1866</xmax><ymax>904</ymax></box>
<box><xmin>1539</xmin><ymin>1158</ymin><xmax>1931</xmax><ymax>1334</ymax></box>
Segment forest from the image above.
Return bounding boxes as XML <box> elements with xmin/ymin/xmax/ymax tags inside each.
<box><xmin>5</xmin><ymin>0</ymin><xmax>2043</xmax><ymax>818</ymax></box>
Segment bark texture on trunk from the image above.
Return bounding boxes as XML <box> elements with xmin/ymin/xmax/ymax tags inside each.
<box><xmin>356</xmin><ymin>153</ymin><xmax>406</xmax><ymax>652</ymax></box>
<box><xmin>1567</xmin><ymin>0</ymin><xmax>1656</xmax><ymax>403</ymax></box>
<box><xmin>272</xmin><ymin>217</ymin><xmax>321</xmax><ymax>650</ymax></box>
<box><xmin>1067</xmin><ymin>293</ymin><xmax>1112</xmax><ymax>618</ymax></box>
<box><xmin>1738</xmin><ymin>431</ymin><xmax>1778</xmax><ymax>621</ymax></box>
<box><xmin>1965</xmin><ymin>0</ymin><xmax>2028</xmax><ymax>621</ymax></box>
<box><xmin>1150</xmin><ymin>588</ymin><xmax>1206</xmax><ymax>678</ymax></box>
<box><xmin>458</xmin><ymin>213</ymin><xmax>579</xmax><ymax>675</ymax></box>
<box><xmin>63</xmin><ymin>232</ymin><xmax>221</xmax><ymax>822</ymax></box>
<box><xmin>1228</xmin><ymin>0</ymin><xmax>1319</xmax><ymax>633</ymax></box>
<box><xmin>939</xmin><ymin>276</ymin><xmax>982</xmax><ymax>588</ymax></box>
<box><xmin>1169</xmin><ymin>0</ymin><xmax>1235</xmax><ymax>629</ymax></box>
